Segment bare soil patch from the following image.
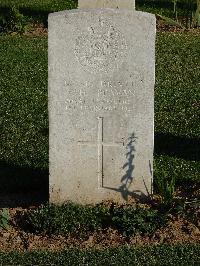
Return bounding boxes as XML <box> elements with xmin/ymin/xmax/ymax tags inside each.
<box><xmin>0</xmin><ymin>196</ymin><xmax>199</xmax><ymax>252</ymax></box>
<box><xmin>24</xmin><ymin>23</ymin><xmax>48</xmax><ymax>37</ymax></box>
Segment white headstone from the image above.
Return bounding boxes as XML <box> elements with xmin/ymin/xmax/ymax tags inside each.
<box><xmin>78</xmin><ymin>0</ymin><xmax>135</xmax><ymax>9</ymax></box>
<box><xmin>48</xmin><ymin>6</ymin><xmax>155</xmax><ymax>204</ymax></box>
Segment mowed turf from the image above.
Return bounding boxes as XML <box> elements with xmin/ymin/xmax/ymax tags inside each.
<box><xmin>0</xmin><ymin>36</ymin><xmax>48</xmax><ymax>169</ymax></box>
<box><xmin>0</xmin><ymin>0</ymin><xmax>77</xmax><ymax>27</ymax></box>
<box><xmin>155</xmin><ymin>32</ymin><xmax>200</xmax><ymax>184</ymax></box>
<box><xmin>0</xmin><ymin>244</ymin><xmax>199</xmax><ymax>265</ymax></box>
<box><xmin>0</xmin><ymin>33</ymin><xmax>199</xmax><ymax>193</ymax></box>
<box><xmin>0</xmin><ymin>0</ymin><xmax>77</xmax><ymax>12</ymax></box>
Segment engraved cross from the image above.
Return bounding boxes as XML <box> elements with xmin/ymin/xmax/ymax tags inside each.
<box><xmin>78</xmin><ymin>117</ymin><xmax>124</xmax><ymax>188</ymax></box>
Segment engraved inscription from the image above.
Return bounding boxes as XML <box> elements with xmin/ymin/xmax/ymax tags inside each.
<box><xmin>74</xmin><ymin>19</ymin><xmax>127</xmax><ymax>73</ymax></box>
<box><xmin>64</xmin><ymin>80</ymin><xmax>135</xmax><ymax>113</ymax></box>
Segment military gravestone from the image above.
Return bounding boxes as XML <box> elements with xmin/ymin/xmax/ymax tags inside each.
<box><xmin>49</xmin><ymin>0</ymin><xmax>156</xmax><ymax>204</ymax></box>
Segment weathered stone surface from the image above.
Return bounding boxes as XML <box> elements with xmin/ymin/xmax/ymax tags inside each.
<box><xmin>78</xmin><ymin>0</ymin><xmax>135</xmax><ymax>9</ymax></box>
<box><xmin>48</xmin><ymin>9</ymin><xmax>156</xmax><ymax>204</ymax></box>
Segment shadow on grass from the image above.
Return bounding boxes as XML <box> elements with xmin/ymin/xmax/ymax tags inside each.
<box><xmin>0</xmin><ymin>160</ymin><xmax>48</xmax><ymax>208</ymax></box>
<box><xmin>0</xmin><ymin>132</ymin><xmax>198</xmax><ymax>208</ymax></box>
<box><xmin>155</xmin><ymin>132</ymin><xmax>200</xmax><ymax>161</ymax></box>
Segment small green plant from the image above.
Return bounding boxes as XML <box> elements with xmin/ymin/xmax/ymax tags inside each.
<box><xmin>111</xmin><ymin>206</ymin><xmax>166</xmax><ymax>237</ymax></box>
<box><xmin>168</xmin><ymin>198</ymin><xmax>200</xmax><ymax>228</ymax></box>
<box><xmin>0</xmin><ymin>6</ymin><xmax>28</xmax><ymax>34</ymax></box>
<box><xmin>20</xmin><ymin>203</ymin><xmax>167</xmax><ymax>238</ymax></box>
<box><xmin>8</xmin><ymin>6</ymin><xmax>28</xmax><ymax>34</ymax></box>
<box><xmin>154</xmin><ymin>171</ymin><xmax>176</xmax><ymax>206</ymax></box>
<box><xmin>22</xmin><ymin>203</ymin><xmax>109</xmax><ymax>237</ymax></box>
<box><xmin>0</xmin><ymin>209</ymin><xmax>10</xmax><ymax>230</ymax></box>
<box><xmin>183</xmin><ymin>199</ymin><xmax>200</xmax><ymax>227</ymax></box>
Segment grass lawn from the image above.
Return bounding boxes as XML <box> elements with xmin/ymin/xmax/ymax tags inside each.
<box><xmin>0</xmin><ymin>0</ymin><xmax>77</xmax><ymax>10</ymax></box>
<box><xmin>0</xmin><ymin>0</ymin><xmax>77</xmax><ymax>28</ymax></box>
<box><xmin>0</xmin><ymin>245</ymin><xmax>199</xmax><ymax>265</ymax></box>
<box><xmin>155</xmin><ymin>32</ymin><xmax>200</xmax><ymax>185</ymax></box>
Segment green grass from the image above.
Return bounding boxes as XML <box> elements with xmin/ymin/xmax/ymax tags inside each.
<box><xmin>0</xmin><ymin>36</ymin><xmax>48</xmax><ymax>197</ymax></box>
<box><xmin>0</xmin><ymin>245</ymin><xmax>199</xmax><ymax>265</ymax></box>
<box><xmin>155</xmin><ymin>32</ymin><xmax>200</xmax><ymax>185</ymax></box>
<box><xmin>0</xmin><ymin>0</ymin><xmax>77</xmax><ymax>28</ymax></box>
<box><xmin>156</xmin><ymin>33</ymin><xmax>200</xmax><ymax>137</ymax></box>
<box><xmin>0</xmin><ymin>36</ymin><xmax>48</xmax><ymax>169</ymax></box>
<box><xmin>0</xmin><ymin>33</ymin><xmax>199</xmax><ymax>197</ymax></box>
<box><xmin>0</xmin><ymin>0</ymin><xmax>77</xmax><ymax>12</ymax></box>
